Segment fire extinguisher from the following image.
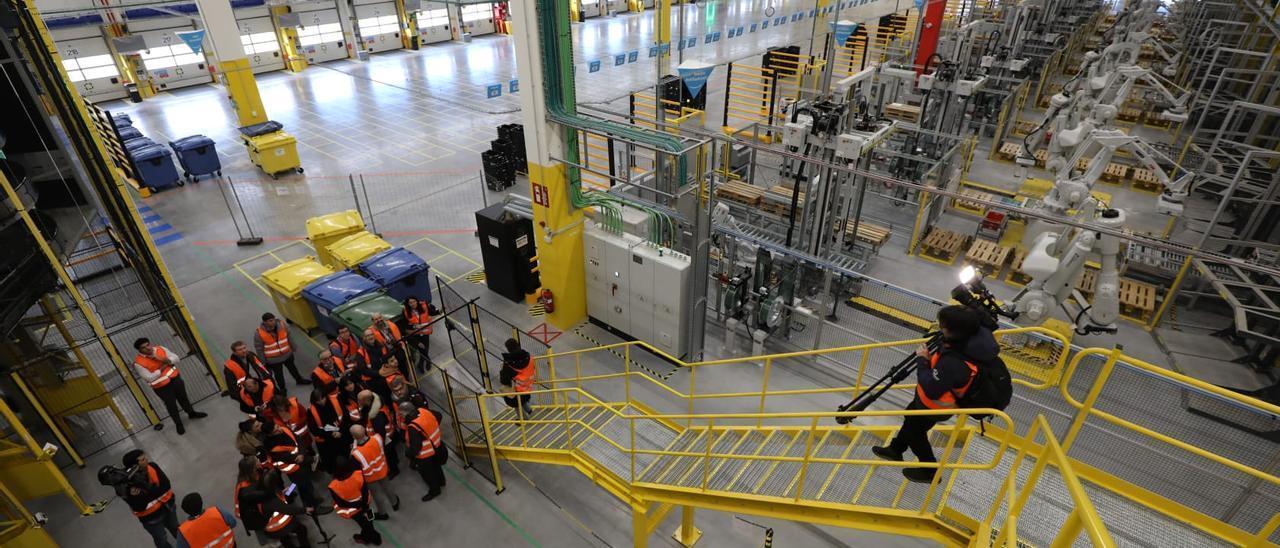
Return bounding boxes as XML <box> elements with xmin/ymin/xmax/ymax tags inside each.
<box><xmin>539</xmin><ymin>289</ymin><xmax>555</xmax><ymax>314</ymax></box>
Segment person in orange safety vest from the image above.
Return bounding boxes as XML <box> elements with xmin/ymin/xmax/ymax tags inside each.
<box><xmin>366</xmin><ymin>313</ymin><xmax>409</xmax><ymax>378</ymax></box>
<box><xmin>311</xmin><ymin>350</ymin><xmax>348</xmax><ymax>395</ymax></box>
<box><xmin>329</xmin><ymin>456</ymin><xmax>382</xmax><ymax>545</ymax></box>
<box><xmin>121</xmin><ymin>450</ymin><xmax>180</xmax><ymax>548</ymax></box>
<box><xmin>498</xmin><ymin>338</ymin><xmax>535</xmax><ymax>416</ymax></box>
<box><xmin>349</xmin><ymin>424</ymin><xmax>399</xmax><ymax>520</ymax></box>
<box><xmin>176</xmin><ymin>493</ymin><xmax>236</xmax><ymax>548</ymax></box>
<box><xmin>398</xmin><ymin>401</ymin><xmax>447</xmax><ymax>502</ymax></box>
<box><xmin>872</xmin><ymin>305</ymin><xmax>997</xmax><ymax>484</ymax></box>
<box><xmin>237</xmin><ymin>377</ymin><xmax>277</xmax><ymax>416</ymax></box>
<box><xmin>133</xmin><ymin>338</ymin><xmax>207</xmax><ymax>436</ymax></box>
<box><xmin>401</xmin><ymin>296</ymin><xmax>436</xmax><ymax>373</ymax></box>
<box><xmin>224</xmin><ymin>340</ymin><xmax>274</xmax><ymax>392</ymax></box>
<box><xmin>254</xmin><ymin>312</ymin><xmax>310</xmax><ymax>392</ymax></box>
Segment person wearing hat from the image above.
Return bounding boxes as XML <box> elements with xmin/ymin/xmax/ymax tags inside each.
<box><xmin>175</xmin><ymin>493</ymin><xmax>236</xmax><ymax>548</ymax></box>
<box><xmin>122</xmin><ymin>449</ymin><xmax>180</xmax><ymax>548</ymax></box>
<box><xmin>254</xmin><ymin>312</ymin><xmax>310</xmax><ymax>392</ymax></box>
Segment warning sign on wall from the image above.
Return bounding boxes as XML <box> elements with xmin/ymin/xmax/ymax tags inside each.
<box><xmin>531</xmin><ymin>182</ymin><xmax>549</xmax><ymax>207</ymax></box>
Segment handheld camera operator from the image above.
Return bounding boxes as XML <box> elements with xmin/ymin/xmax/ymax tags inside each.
<box><xmin>98</xmin><ymin>449</ymin><xmax>180</xmax><ymax>548</ymax></box>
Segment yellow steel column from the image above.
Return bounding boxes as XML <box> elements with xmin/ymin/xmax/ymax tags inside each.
<box><xmin>671</xmin><ymin>506</ymin><xmax>702</xmax><ymax>546</ymax></box>
<box><xmin>397</xmin><ymin>0</ymin><xmax>420</xmax><ymax>49</ymax></box>
<box><xmin>196</xmin><ymin>0</ymin><xmax>269</xmax><ymax>127</ymax></box>
<box><xmin>632</xmin><ymin>503</ymin><xmax>651</xmax><ymax>548</ymax></box>
<box><xmin>272</xmin><ymin>6</ymin><xmax>309</xmax><ymax>72</ymax></box>
<box><xmin>0</xmin><ymin>171</ymin><xmax>159</xmax><ymax>425</ymax></box>
<box><xmin>9</xmin><ymin>374</ymin><xmax>85</xmax><ymax>467</ymax></box>
<box><xmin>656</xmin><ymin>0</ymin><xmax>671</xmax><ymax>73</ymax></box>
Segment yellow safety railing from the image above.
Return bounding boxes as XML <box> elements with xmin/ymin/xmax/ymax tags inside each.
<box><xmin>456</xmin><ymin>324</ymin><xmax>1280</xmax><ymax>546</ymax></box>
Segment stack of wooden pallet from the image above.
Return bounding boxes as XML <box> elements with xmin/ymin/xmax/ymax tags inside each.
<box><xmin>998</xmin><ymin>142</ymin><xmax>1022</xmax><ymax>161</ymax></box>
<box><xmin>716</xmin><ymin>180</ymin><xmax>767</xmax><ymax>208</ymax></box>
<box><xmin>920</xmin><ymin>228</ymin><xmax>968</xmax><ymax>263</ymax></box>
<box><xmin>1131</xmin><ymin>168</ymin><xmax>1162</xmax><ymax>192</ymax></box>
<box><xmin>884</xmin><ymin>103</ymin><xmax>922</xmax><ymax>124</ymax></box>
<box><xmin>1101</xmin><ymin>163</ymin><xmax>1129</xmax><ymax>184</ymax></box>
<box><xmin>1118</xmin><ymin>278</ymin><xmax>1157</xmax><ymax>320</ymax></box>
<box><xmin>837</xmin><ymin>220</ymin><xmax>892</xmax><ymax>250</ymax></box>
<box><xmin>965</xmin><ymin>239</ymin><xmax>1012</xmax><ymax>274</ymax></box>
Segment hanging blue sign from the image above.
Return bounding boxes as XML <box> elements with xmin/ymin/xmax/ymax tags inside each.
<box><xmin>487</xmin><ymin>84</ymin><xmax>502</xmax><ymax>98</ymax></box>
<box><xmin>677</xmin><ymin>61</ymin><xmax>715</xmax><ymax>97</ymax></box>
<box><xmin>712</xmin><ymin>31</ymin><xmax>721</xmax><ymax>41</ymax></box>
<box><xmin>686</xmin><ymin>37</ymin><xmax>696</xmax><ymax>48</ymax></box>
<box><xmin>761</xmin><ymin>19</ymin><xmax>769</xmax><ymax>28</ymax></box>
<box><xmin>649</xmin><ymin>46</ymin><xmax>658</xmax><ymax>57</ymax></box>
<box><xmin>793</xmin><ymin>12</ymin><xmax>802</xmax><ymax>21</ymax></box>
<box><xmin>660</xmin><ymin>43</ymin><xmax>670</xmax><ymax>53</ymax></box>
<box><xmin>809</xmin><ymin>9</ymin><xmax>816</xmax><ymax>16</ymax></box>
<box><xmin>509</xmin><ymin>79</ymin><xmax>519</xmax><ymax>93</ymax></box>
<box><xmin>615</xmin><ymin>53</ymin><xmax>626</xmax><ymax>66</ymax></box>
<box><xmin>175</xmin><ymin>29</ymin><xmax>206</xmax><ymax>54</ymax></box>
<box><xmin>737</xmin><ymin>26</ymin><xmax>744</xmax><ymax>35</ymax></box>
<box><xmin>705</xmin><ymin>33</ymin><xmax>713</xmax><ymax>44</ymax></box>
<box><xmin>914</xmin><ymin>0</ymin><xmax>925</xmax><ymax>9</ymax></box>
<box><xmin>750</xmin><ymin>23</ymin><xmax>758</xmax><ymax>32</ymax></box>
<box><xmin>832</xmin><ymin>21</ymin><xmax>858</xmax><ymax>45</ymax></box>
<box><xmin>628</xmin><ymin>50</ymin><xmax>638</xmax><ymax>62</ymax></box>
<box><xmin>589</xmin><ymin>60</ymin><xmax>601</xmax><ymax>72</ymax></box>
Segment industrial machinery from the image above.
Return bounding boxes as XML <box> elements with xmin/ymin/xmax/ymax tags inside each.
<box><xmin>584</xmin><ymin>220</ymin><xmax>693</xmax><ymax>358</ymax></box>
<box><xmin>475</xmin><ymin>202</ymin><xmax>540</xmax><ymax>303</ymax></box>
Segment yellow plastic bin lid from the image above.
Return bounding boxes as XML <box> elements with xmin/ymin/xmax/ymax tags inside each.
<box><xmin>261</xmin><ymin>256</ymin><xmax>335</xmax><ymax>298</ymax></box>
<box><xmin>327</xmin><ymin>231</ymin><xmax>393</xmax><ymax>268</ymax></box>
<box><xmin>246</xmin><ymin>131</ymin><xmax>296</xmax><ymax>148</ymax></box>
<box><xmin>306</xmin><ymin>210</ymin><xmax>366</xmax><ymax>242</ymax></box>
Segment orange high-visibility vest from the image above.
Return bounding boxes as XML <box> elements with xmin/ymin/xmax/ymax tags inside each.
<box><xmin>405</xmin><ymin>304</ymin><xmax>433</xmax><ymax>335</ymax></box>
<box><xmin>329</xmin><ymin>336</ymin><xmax>362</xmax><ymax>360</ymax></box>
<box><xmin>328</xmin><ymin>473</ymin><xmax>366</xmax><ymax>519</ymax></box>
<box><xmin>133</xmin><ymin>465</ymin><xmax>174</xmax><ymax>517</ymax></box>
<box><xmin>513</xmin><ymin>358</ymin><xmax>535</xmax><ymax>393</ymax></box>
<box><xmin>312</xmin><ymin>358</ymin><xmax>347</xmax><ymax>388</ymax></box>
<box><xmin>135</xmin><ymin>347</ymin><xmax>180</xmax><ymax>389</ymax></box>
<box><xmin>367</xmin><ymin>322</ymin><xmax>402</xmax><ymax>346</ymax></box>
<box><xmin>262</xmin><ymin>493</ymin><xmax>293</xmax><ymax>533</ymax></box>
<box><xmin>276</xmin><ymin>397</ymin><xmax>310</xmax><ymax>439</ymax></box>
<box><xmin>178</xmin><ymin>507</ymin><xmax>235</xmax><ymax>548</ymax></box>
<box><xmin>233</xmin><ymin>480</ymin><xmax>250</xmax><ymax>518</ymax></box>
<box><xmin>269</xmin><ymin>427</ymin><xmax>302</xmax><ymax>474</ymax></box>
<box><xmin>405</xmin><ymin>410</ymin><xmax>442</xmax><ymax>460</ymax></box>
<box><xmin>238</xmin><ymin>380</ymin><xmax>276</xmax><ymax>412</ymax></box>
<box><xmin>351</xmin><ymin>434</ymin><xmax>388</xmax><ymax>482</ymax></box>
<box><xmin>225</xmin><ymin>354</ymin><xmax>267</xmax><ymax>386</ymax></box>
<box><xmin>916</xmin><ymin>353</ymin><xmax>978</xmax><ymax>410</ymax></box>
<box><xmin>258</xmin><ymin>325</ymin><xmax>292</xmax><ymax>359</ymax></box>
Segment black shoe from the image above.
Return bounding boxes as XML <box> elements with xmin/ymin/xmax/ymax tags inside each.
<box><xmin>903</xmin><ymin>467</ymin><xmax>938</xmax><ymax>483</ymax></box>
<box><xmin>871</xmin><ymin>446</ymin><xmax>903</xmax><ymax>461</ymax></box>
<box><xmin>421</xmin><ymin>491</ymin><xmax>440</xmax><ymax>502</ymax></box>
<box><xmin>296</xmin><ymin>379</ymin><xmax>312</xmax><ymax>385</ymax></box>
<box><xmin>374</xmin><ymin>512</ymin><xmax>390</xmax><ymax>521</ymax></box>
<box><xmin>313</xmin><ymin>505</ymin><xmax>333</xmax><ymax>515</ymax></box>
<box><xmin>188</xmin><ymin>411</ymin><xmax>208</xmax><ymax>419</ymax></box>
<box><xmin>175</xmin><ymin>423</ymin><xmax>186</xmax><ymax>435</ymax></box>
<box><xmin>353</xmin><ymin>534</ymin><xmax>371</xmax><ymax>545</ymax></box>
<box><xmin>392</xmin><ymin>496</ymin><xmax>400</xmax><ymax>511</ymax></box>
<box><xmin>153</xmin><ymin>423</ymin><xmax>164</xmax><ymax>431</ymax></box>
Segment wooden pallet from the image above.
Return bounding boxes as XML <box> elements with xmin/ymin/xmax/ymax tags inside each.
<box><xmin>997</xmin><ymin>142</ymin><xmax>1021</xmax><ymax>161</ymax></box>
<box><xmin>1033</xmin><ymin>149</ymin><xmax>1048</xmax><ymax>168</ymax></box>
<box><xmin>1144</xmin><ymin>115</ymin><xmax>1173</xmax><ymax>128</ymax></box>
<box><xmin>836</xmin><ymin>220</ymin><xmax>892</xmax><ymax>249</ymax></box>
<box><xmin>953</xmin><ymin>188</ymin><xmax>992</xmax><ymax>215</ymax></box>
<box><xmin>1130</xmin><ymin>168</ymin><xmax>1162</xmax><ymax>192</ymax></box>
<box><xmin>884</xmin><ymin>102</ymin><xmax>922</xmax><ymax>124</ymax></box>
<box><xmin>765</xmin><ymin>185</ymin><xmax>805</xmax><ymax>217</ymax></box>
<box><xmin>1075</xmin><ymin>157</ymin><xmax>1092</xmax><ymax>172</ymax></box>
<box><xmin>1076</xmin><ymin>267</ymin><xmax>1098</xmax><ymax>296</ymax></box>
<box><xmin>1007</xmin><ymin>249</ymin><xmax>1033</xmax><ymax>286</ymax></box>
<box><xmin>965</xmin><ymin>239</ymin><xmax>1012</xmax><ymax>274</ymax></box>
<box><xmin>1119</xmin><ymin>278</ymin><xmax>1157</xmax><ymax>321</ymax></box>
<box><xmin>1012</xmin><ymin>120</ymin><xmax>1039</xmax><ymax>137</ymax></box>
<box><xmin>1100</xmin><ymin>162</ymin><xmax>1129</xmax><ymax>184</ymax></box>
<box><xmin>716</xmin><ymin>180</ymin><xmax>766</xmax><ymax>208</ymax></box>
<box><xmin>920</xmin><ymin>228</ymin><xmax>967</xmax><ymax>263</ymax></box>
<box><xmin>1116</xmin><ymin>108</ymin><xmax>1143</xmax><ymax>123</ymax></box>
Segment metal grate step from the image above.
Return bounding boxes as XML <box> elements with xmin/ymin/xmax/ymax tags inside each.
<box><xmin>676</xmin><ymin>430</ymin><xmax>752</xmax><ymax>489</ymax></box>
<box><xmin>729</xmin><ymin>431</ymin><xmax>800</xmax><ymax>493</ymax></box>
<box><xmin>640</xmin><ymin>429</ymin><xmax>704</xmax><ymax>483</ymax></box>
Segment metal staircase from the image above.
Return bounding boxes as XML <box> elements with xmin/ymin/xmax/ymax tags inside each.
<box><xmin>452</xmin><ymin>329</ymin><xmax>1280</xmax><ymax>547</ymax></box>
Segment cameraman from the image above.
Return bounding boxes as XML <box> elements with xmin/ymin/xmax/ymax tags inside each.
<box><xmin>121</xmin><ymin>449</ymin><xmax>181</xmax><ymax>548</ymax></box>
<box><xmin>871</xmin><ymin>305</ymin><xmax>998</xmax><ymax>483</ymax></box>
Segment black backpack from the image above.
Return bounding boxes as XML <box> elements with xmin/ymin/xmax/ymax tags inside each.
<box><xmin>956</xmin><ymin>354</ymin><xmax>1013</xmax><ymax>420</ymax></box>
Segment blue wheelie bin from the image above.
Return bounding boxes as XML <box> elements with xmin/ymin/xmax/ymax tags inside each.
<box><xmin>169</xmin><ymin>135</ymin><xmax>221</xmax><ymax>182</ymax></box>
<box><xmin>125</xmin><ymin>137</ymin><xmax>156</xmax><ymax>157</ymax></box>
<box><xmin>117</xmin><ymin>126</ymin><xmax>143</xmax><ymax>142</ymax></box>
<box><xmin>358</xmin><ymin>247</ymin><xmax>432</xmax><ymax>304</ymax></box>
<box><xmin>131</xmin><ymin>145</ymin><xmax>182</xmax><ymax>191</ymax></box>
<box><xmin>301</xmin><ymin>271</ymin><xmax>381</xmax><ymax>336</ymax></box>
<box><xmin>111</xmin><ymin>113</ymin><xmax>132</xmax><ymax>128</ymax></box>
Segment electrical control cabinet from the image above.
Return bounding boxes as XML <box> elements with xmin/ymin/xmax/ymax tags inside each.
<box><xmin>584</xmin><ymin>221</ymin><xmax>692</xmax><ymax>358</ymax></box>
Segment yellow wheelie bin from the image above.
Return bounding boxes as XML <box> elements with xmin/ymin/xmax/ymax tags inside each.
<box><xmin>260</xmin><ymin>256</ymin><xmax>335</xmax><ymax>331</ymax></box>
<box><xmin>306</xmin><ymin>210</ymin><xmax>365</xmax><ymax>267</ymax></box>
<box><xmin>326</xmin><ymin>231</ymin><xmax>393</xmax><ymax>270</ymax></box>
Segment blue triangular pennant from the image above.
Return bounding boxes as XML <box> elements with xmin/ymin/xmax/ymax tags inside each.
<box><xmin>176</xmin><ymin>29</ymin><xmax>206</xmax><ymax>54</ymax></box>
<box><xmin>677</xmin><ymin>61</ymin><xmax>715</xmax><ymax>98</ymax></box>
<box><xmin>832</xmin><ymin>20</ymin><xmax>857</xmax><ymax>45</ymax></box>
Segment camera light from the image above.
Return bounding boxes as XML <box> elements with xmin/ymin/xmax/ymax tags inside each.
<box><xmin>958</xmin><ymin>265</ymin><xmax>977</xmax><ymax>285</ymax></box>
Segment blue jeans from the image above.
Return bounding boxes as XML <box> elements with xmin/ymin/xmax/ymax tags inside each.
<box><xmin>140</xmin><ymin>501</ymin><xmax>179</xmax><ymax>548</ymax></box>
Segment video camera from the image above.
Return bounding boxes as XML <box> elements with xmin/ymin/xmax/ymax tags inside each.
<box><xmin>97</xmin><ymin>464</ymin><xmax>146</xmax><ymax>497</ymax></box>
<box><xmin>951</xmin><ymin>265</ymin><xmax>1016</xmax><ymax>330</ymax></box>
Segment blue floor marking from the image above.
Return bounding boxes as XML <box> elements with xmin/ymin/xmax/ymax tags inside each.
<box><xmin>153</xmin><ymin>232</ymin><xmax>184</xmax><ymax>246</ymax></box>
<box><xmin>142</xmin><ymin>214</ymin><xmax>162</xmax><ymax>223</ymax></box>
<box><xmin>148</xmin><ymin>223</ymin><xmax>174</xmax><ymax>234</ymax></box>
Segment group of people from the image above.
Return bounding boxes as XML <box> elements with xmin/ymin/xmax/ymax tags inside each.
<box><xmin>127</xmin><ymin>294</ymin><xmax>494</xmax><ymax>547</ymax></box>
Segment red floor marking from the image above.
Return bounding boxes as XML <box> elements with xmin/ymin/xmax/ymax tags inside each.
<box><xmin>191</xmin><ymin>227</ymin><xmax>474</xmax><ymax>246</ymax></box>
<box><xmin>529</xmin><ymin>322</ymin><xmax>563</xmax><ymax>346</ymax></box>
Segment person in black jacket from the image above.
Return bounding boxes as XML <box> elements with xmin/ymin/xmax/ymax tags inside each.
<box><xmin>258</xmin><ymin>470</ymin><xmax>312</xmax><ymax>548</ymax></box>
<box><xmin>234</xmin><ymin>456</ymin><xmax>272</xmax><ymax>545</ymax></box>
<box><xmin>122</xmin><ymin>450</ymin><xmax>180</xmax><ymax>548</ymax></box>
<box><xmin>498</xmin><ymin>339</ymin><xmax>534</xmax><ymax>416</ymax></box>
<box><xmin>872</xmin><ymin>305</ymin><xmax>998</xmax><ymax>483</ymax></box>
<box><xmin>399</xmin><ymin>402</ymin><xmax>447</xmax><ymax>501</ymax></box>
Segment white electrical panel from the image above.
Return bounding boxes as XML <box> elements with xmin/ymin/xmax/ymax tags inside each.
<box><xmin>584</xmin><ymin>221</ymin><xmax>692</xmax><ymax>358</ymax></box>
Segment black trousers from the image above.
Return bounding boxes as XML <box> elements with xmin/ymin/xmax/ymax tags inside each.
<box><xmin>268</xmin><ymin>355</ymin><xmax>307</xmax><ymax>390</ymax></box>
<box><xmin>139</xmin><ymin>501</ymin><xmax>179</xmax><ymax>548</ymax></box>
<box><xmin>413</xmin><ymin>445</ymin><xmax>448</xmax><ymax>495</ymax></box>
<box><xmin>153</xmin><ymin>378</ymin><xmax>197</xmax><ymax>425</ymax></box>
<box><xmin>384</xmin><ymin>437</ymin><xmax>401</xmax><ymax>477</ymax></box>
<box><xmin>503</xmin><ymin>394</ymin><xmax>530</xmax><ymax>410</ymax></box>
<box><xmin>269</xmin><ymin>520</ymin><xmax>312</xmax><ymax>548</ymax></box>
<box><xmin>405</xmin><ymin>334</ymin><xmax>432</xmax><ymax>369</ymax></box>
<box><xmin>287</xmin><ymin>467</ymin><xmax>321</xmax><ymax>508</ymax></box>
<box><xmin>352</xmin><ymin>512</ymin><xmax>382</xmax><ymax>543</ymax></box>
<box><xmin>887</xmin><ymin>398</ymin><xmax>949</xmax><ymax>463</ymax></box>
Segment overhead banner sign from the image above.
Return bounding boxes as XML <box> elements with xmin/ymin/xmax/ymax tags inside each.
<box><xmin>677</xmin><ymin>60</ymin><xmax>715</xmax><ymax>97</ymax></box>
<box><xmin>176</xmin><ymin>29</ymin><xmax>206</xmax><ymax>54</ymax></box>
<box><xmin>832</xmin><ymin>20</ymin><xmax>858</xmax><ymax>45</ymax></box>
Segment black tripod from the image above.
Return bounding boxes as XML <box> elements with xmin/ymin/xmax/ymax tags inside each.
<box><xmin>835</xmin><ymin>332</ymin><xmax>940</xmax><ymax>424</ymax></box>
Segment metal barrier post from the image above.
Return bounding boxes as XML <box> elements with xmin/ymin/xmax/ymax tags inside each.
<box><xmin>1051</xmin><ymin>510</ymin><xmax>1085</xmax><ymax>548</ymax></box>
<box><xmin>921</xmin><ymin>415</ymin><xmax>967</xmax><ymax>512</ymax></box>
<box><xmin>475</xmin><ymin>396</ymin><xmax>505</xmax><ymax>494</ymax></box>
<box><xmin>757</xmin><ymin>357</ymin><xmax>772</xmax><ymax>428</ymax></box>
<box><xmin>562</xmin><ymin>394</ymin><xmax>575</xmax><ymax>452</ymax></box>
<box><xmin>358</xmin><ymin>174</ymin><xmax>378</xmax><ymax>236</ymax></box>
<box><xmin>673</xmin><ymin>505</ymin><xmax>701</xmax><ymax>546</ymax></box>
<box><xmin>1060</xmin><ymin>345</ymin><xmax>1123</xmax><ymax>451</ymax></box>
<box><xmin>223</xmin><ymin>177</ymin><xmax>262</xmax><ymax>246</ymax></box>
<box><xmin>468</xmin><ymin>303</ymin><xmax>493</xmax><ymax>392</ymax></box>
<box><xmin>793</xmin><ymin>417</ymin><xmax>820</xmax><ymax>501</ymax></box>
<box><xmin>547</xmin><ymin>351</ymin><xmax>558</xmax><ymax>407</ymax></box>
<box><xmin>436</xmin><ymin>367</ymin><xmax>471</xmax><ymax>469</ymax></box>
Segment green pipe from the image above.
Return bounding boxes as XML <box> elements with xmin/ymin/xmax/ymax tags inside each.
<box><xmin>537</xmin><ymin>0</ymin><xmax>683</xmax><ymax>247</ymax></box>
